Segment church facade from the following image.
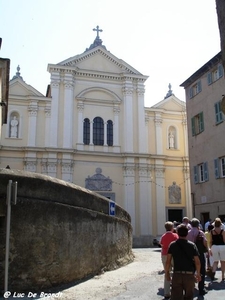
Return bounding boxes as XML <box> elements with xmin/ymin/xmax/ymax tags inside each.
<box><xmin>0</xmin><ymin>29</ymin><xmax>191</xmax><ymax>246</ymax></box>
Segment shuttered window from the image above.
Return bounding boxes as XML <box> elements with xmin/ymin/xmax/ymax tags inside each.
<box><xmin>215</xmin><ymin>101</ymin><xmax>224</xmax><ymax>124</ymax></box>
<box><xmin>191</xmin><ymin>112</ymin><xmax>204</xmax><ymax>136</ymax></box>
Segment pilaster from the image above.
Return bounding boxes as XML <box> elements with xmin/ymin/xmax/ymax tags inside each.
<box><xmin>123</xmin><ymin>161</ymin><xmax>136</xmax><ymax>234</ymax></box>
<box><xmin>77</xmin><ymin>101</ymin><xmax>84</xmax><ymax>150</ymax></box>
<box><xmin>155</xmin><ymin>164</ymin><xmax>166</xmax><ymax>235</ymax></box>
<box><xmin>63</xmin><ymin>73</ymin><xmax>74</xmax><ymax>148</ymax></box>
<box><xmin>61</xmin><ymin>154</ymin><xmax>74</xmax><ymax>182</ymax></box>
<box><xmin>138</xmin><ymin>161</ymin><xmax>152</xmax><ymax>235</ymax></box>
<box><xmin>137</xmin><ymin>84</ymin><xmax>147</xmax><ymax>153</ymax></box>
<box><xmin>154</xmin><ymin>112</ymin><xmax>163</xmax><ymax>154</ymax></box>
<box><xmin>122</xmin><ymin>81</ymin><xmax>134</xmax><ymax>152</ymax></box>
<box><xmin>113</xmin><ymin>105</ymin><xmax>120</xmax><ymax>153</ymax></box>
<box><xmin>49</xmin><ymin>72</ymin><xmax>60</xmax><ymax>147</ymax></box>
<box><xmin>45</xmin><ymin>104</ymin><xmax>51</xmax><ymax>148</ymax></box>
<box><xmin>27</xmin><ymin>101</ymin><xmax>38</xmax><ymax>147</ymax></box>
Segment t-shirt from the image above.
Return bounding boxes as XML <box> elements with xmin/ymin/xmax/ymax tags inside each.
<box><xmin>160</xmin><ymin>231</ymin><xmax>178</xmax><ymax>255</ymax></box>
<box><xmin>168</xmin><ymin>239</ymin><xmax>199</xmax><ymax>272</ymax></box>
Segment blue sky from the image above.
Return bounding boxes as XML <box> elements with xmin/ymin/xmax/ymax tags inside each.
<box><xmin>0</xmin><ymin>0</ymin><xmax>221</xmax><ymax>106</ymax></box>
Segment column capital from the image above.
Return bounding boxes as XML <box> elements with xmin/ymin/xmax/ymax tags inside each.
<box><xmin>122</xmin><ymin>86</ymin><xmax>133</xmax><ymax>96</ymax></box>
<box><xmin>113</xmin><ymin>105</ymin><xmax>120</xmax><ymax>114</ymax></box>
<box><xmin>155</xmin><ymin>167</ymin><xmax>165</xmax><ymax>178</ymax></box>
<box><xmin>123</xmin><ymin>164</ymin><xmax>135</xmax><ymax>176</ymax></box>
<box><xmin>28</xmin><ymin>102</ymin><xmax>38</xmax><ymax>117</ymax></box>
<box><xmin>137</xmin><ymin>88</ymin><xmax>145</xmax><ymax>96</ymax></box>
<box><xmin>45</xmin><ymin>104</ymin><xmax>51</xmax><ymax>117</ymax></box>
<box><xmin>77</xmin><ymin>101</ymin><xmax>84</xmax><ymax>112</ymax></box>
<box><xmin>154</xmin><ymin>114</ymin><xmax>162</xmax><ymax>126</ymax></box>
<box><xmin>24</xmin><ymin>159</ymin><xmax>37</xmax><ymax>172</ymax></box>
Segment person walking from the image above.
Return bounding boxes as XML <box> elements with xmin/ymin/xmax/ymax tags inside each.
<box><xmin>209</xmin><ymin>217</ymin><xmax>225</xmax><ymax>281</ymax></box>
<box><xmin>159</xmin><ymin>221</ymin><xmax>178</xmax><ymax>299</ymax></box>
<box><xmin>165</xmin><ymin>224</ymin><xmax>201</xmax><ymax>300</ymax></box>
<box><xmin>204</xmin><ymin>218</ymin><xmax>212</xmax><ymax>232</ymax></box>
<box><xmin>187</xmin><ymin>218</ymin><xmax>209</xmax><ymax>296</ymax></box>
<box><xmin>205</xmin><ymin>224</ymin><xmax>214</xmax><ymax>271</ymax></box>
<box><xmin>182</xmin><ymin>217</ymin><xmax>192</xmax><ymax>230</ymax></box>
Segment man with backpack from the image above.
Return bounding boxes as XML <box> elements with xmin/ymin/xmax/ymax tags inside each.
<box><xmin>187</xmin><ymin>218</ymin><xmax>209</xmax><ymax>296</ymax></box>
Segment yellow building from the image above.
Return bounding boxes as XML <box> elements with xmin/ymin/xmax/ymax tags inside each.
<box><xmin>0</xmin><ymin>30</ymin><xmax>191</xmax><ymax>246</ymax></box>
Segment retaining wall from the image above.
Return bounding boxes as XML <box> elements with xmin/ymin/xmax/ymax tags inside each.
<box><xmin>0</xmin><ymin>169</ymin><xmax>133</xmax><ymax>292</ymax></box>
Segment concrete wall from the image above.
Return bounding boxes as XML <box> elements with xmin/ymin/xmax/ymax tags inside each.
<box><xmin>0</xmin><ymin>169</ymin><xmax>133</xmax><ymax>292</ymax></box>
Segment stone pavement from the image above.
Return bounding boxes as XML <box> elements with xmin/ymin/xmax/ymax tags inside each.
<box><xmin>1</xmin><ymin>248</ymin><xmax>225</xmax><ymax>300</ymax></box>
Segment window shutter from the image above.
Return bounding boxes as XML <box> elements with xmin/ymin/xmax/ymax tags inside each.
<box><xmin>194</xmin><ymin>166</ymin><xmax>199</xmax><ymax>184</ymax></box>
<box><xmin>191</xmin><ymin>117</ymin><xmax>195</xmax><ymax>136</ymax></box>
<box><xmin>214</xmin><ymin>158</ymin><xmax>220</xmax><ymax>179</ymax></box>
<box><xmin>219</xmin><ymin>101</ymin><xmax>223</xmax><ymax>121</ymax></box>
<box><xmin>189</xmin><ymin>87</ymin><xmax>193</xmax><ymax>99</ymax></box>
<box><xmin>207</xmin><ymin>73</ymin><xmax>212</xmax><ymax>85</ymax></box>
<box><xmin>204</xmin><ymin>162</ymin><xmax>208</xmax><ymax>181</ymax></box>
<box><xmin>218</xmin><ymin>64</ymin><xmax>224</xmax><ymax>78</ymax></box>
<box><xmin>215</xmin><ymin>102</ymin><xmax>220</xmax><ymax>123</ymax></box>
<box><xmin>199</xmin><ymin>112</ymin><xmax>204</xmax><ymax>132</ymax></box>
<box><xmin>197</xmin><ymin>81</ymin><xmax>202</xmax><ymax>93</ymax></box>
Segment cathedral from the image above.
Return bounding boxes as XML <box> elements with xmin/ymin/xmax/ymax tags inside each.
<box><xmin>0</xmin><ymin>27</ymin><xmax>191</xmax><ymax>246</ymax></box>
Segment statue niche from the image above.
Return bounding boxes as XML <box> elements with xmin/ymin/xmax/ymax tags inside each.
<box><xmin>168</xmin><ymin>181</ymin><xmax>181</xmax><ymax>204</ymax></box>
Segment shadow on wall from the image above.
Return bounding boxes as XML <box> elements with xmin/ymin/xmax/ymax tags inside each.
<box><xmin>0</xmin><ymin>169</ymin><xmax>133</xmax><ymax>293</ymax></box>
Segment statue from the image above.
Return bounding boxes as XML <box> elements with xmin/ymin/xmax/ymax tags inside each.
<box><xmin>169</xmin><ymin>131</ymin><xmax>175</xmax><ymax>148</ymax></box>
<box><xmin>168</xmin><ymin>181</ymin><xmax>181</xmax><ymax>204</ymax></box>
<box><xmin>10</xmin><ymin>116</ymin><xmax>19</xmax><ymax>138</ymax></box>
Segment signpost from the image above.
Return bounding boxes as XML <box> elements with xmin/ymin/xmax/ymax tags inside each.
<box><xmin>109</xmin><ymin>201</ymin><xmax>115</xmax><ymax>216</ymax></box>
<box><xmin>5</xmin><ymin>180</ymin><xmax>17</xmax><ymax>293</ymax></box>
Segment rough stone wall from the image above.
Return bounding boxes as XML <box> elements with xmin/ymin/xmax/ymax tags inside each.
<box><xmin>0</xmin><ymin>169</ymin><xmax>133</xmax><ymax>292</ymax></box>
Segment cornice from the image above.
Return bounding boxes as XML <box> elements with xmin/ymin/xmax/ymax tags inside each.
<box><xmin>9</xmin><ymin>95</ymin><xmax>50</xmax><ymax>102</ymax></box>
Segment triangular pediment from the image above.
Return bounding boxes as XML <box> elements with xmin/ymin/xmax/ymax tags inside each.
<box><xmin>9</xmin><ymin>78</ymin><xmax>44</xmax><ymax>97</ymax></box>
<box><xmin>151</xmin><ymin>95</ymin><xmax>185</xmax><ymax>112</ymax></box>
<box><xmin>57</xmin><ymin>46</ymin><xmax>144</xmax><ymax>76</ymax></box>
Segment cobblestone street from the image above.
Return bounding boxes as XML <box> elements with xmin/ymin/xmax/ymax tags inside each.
<box><xmin>1</xmin><ymin>248</ymin><xmax>225</xmax><ymax>300</ymax></box>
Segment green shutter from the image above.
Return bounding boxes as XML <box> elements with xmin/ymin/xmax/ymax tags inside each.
<box><xmin>215</xmin><ymin>102</ymin><xmax>220</xmax><ymax>123</ymax></box>
<box><xmin>189</xmin><ymin>87</ymin><xmax>193</xmax><ymax>99</ymax></box>
<box><xmin>194</xmin><ymin>166</ymin><xmax>199</xmax><ymax>184</ymax></box>
<box><xmin>191</xmin><ymin>117</ymin><xmax>195</xmax><ymax>136</ymax></box>
<box><xmin>199</xmin><ymin>112</ymin><xmax>204</xmax><ymax>132</ymax></box>
<box><xmin>214</xmin><ymin>158</ymin><xmax>220</xmax><ymax>179</ymax></box>
<box><xmin>207</xmin><ymin>72</ymin><xmax>212</xmax><ymax>85</ymax></box>
<box><xmin>197</xmin><ymin>81</ymin><xmax>202</xmax><ymax>93</ymax></box>
<box><xmin>218</xmin><ymin>64</ymin><xmax>223</xmax><ymax>78</ymax></box>
<box><xmin>204</xmin><ymin>162</ymin><xmax>208</xmax><ymax>181</ymax></box>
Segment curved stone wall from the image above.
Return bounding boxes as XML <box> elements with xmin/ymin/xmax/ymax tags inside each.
<box><xmin>0</xmin><ymin>169</ymin><xmax>133</xmax><ymax>292</ymax></box>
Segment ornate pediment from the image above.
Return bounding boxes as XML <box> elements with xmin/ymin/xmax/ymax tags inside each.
<box><xmin>151</xmin><ymin>96</ymin><xmax>185</xmax><ymax>112</ymax></box>
<box><xmin>57</xmin><ymin>46</ymin><xmax>144</xmax><ymax>76</ymax></box>
<box><xmin>85</xmin><ymin>168</ymin><xmax>112</xmax><ymax>191</ymax></box>
<box><xmin>9</xmin><ymin>66</ymin><xmax>44</xmax><ymax>97</ymax></box>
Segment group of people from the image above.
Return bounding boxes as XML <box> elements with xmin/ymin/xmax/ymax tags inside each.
<box><xmin>159</xmin><ymin>216</ymin><xmax>225</xmax><ymax>300</ymax></box>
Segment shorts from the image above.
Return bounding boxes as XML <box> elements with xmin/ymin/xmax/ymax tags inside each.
<box><xmin>211</xmin><ymin>245</ymin><xmax>225</xmax><ymax>261</ymax></box>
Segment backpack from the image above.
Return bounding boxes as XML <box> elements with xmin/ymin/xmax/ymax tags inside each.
<box><xmin>195</xmin><ymin>232</ymin><xmax>208</xmax><ymax>253</ymax></box>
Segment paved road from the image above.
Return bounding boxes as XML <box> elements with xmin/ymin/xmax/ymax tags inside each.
<box><xmin>1</xmin><ymin>248</ymin><xmax>225</xmax><ymax>299</ymax></box>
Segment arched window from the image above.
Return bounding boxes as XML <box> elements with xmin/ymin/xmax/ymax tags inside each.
<box><xmin>107</xmin><ymin>120</ymin><xmax>113</xmax><ymax>146</ymax></box>
<box><xmin>93</xmin><ymin>117</ymin><xmax>104</xmax><ymax>145</ymax></box>
<box><xmin>83</xmin><ymin>118</ymin><xmax>90</xmax><ymax>145</ymax></box>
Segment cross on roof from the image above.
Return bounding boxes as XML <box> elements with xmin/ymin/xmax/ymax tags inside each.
<box><xmin>93</xmin><ymin>25</ymin><xmax>103</xmax><ymax>38</ymax></box>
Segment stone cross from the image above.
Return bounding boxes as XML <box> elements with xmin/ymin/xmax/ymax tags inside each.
<box><xmin>93</xmin><ymin>25</ymin><xmax>103</xmax><ymax>38</ymax></box>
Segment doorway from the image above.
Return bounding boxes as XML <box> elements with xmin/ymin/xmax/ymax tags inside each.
<box><xmin>168</xmin><ymin>209</ymin><xmax>183</xmax><ymax>223</ymax></box>
<box><xmin>201</xmin><ymin>212</ymin><xmax>210</xmax><ymax>228</ymax></box>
